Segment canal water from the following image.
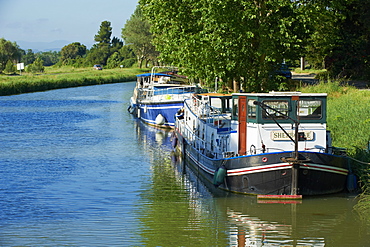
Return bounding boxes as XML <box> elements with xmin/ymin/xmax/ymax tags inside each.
<box><xmin>0</xmin><ymin>82</ymin><xmax>369</xmax><ymax>246</ymax></box>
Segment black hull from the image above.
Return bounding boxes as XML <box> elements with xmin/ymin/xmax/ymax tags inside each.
<box><xmin>175</xmin><ymin>131</ymin><xmax>349</xmax><ymax>196</ymax></box>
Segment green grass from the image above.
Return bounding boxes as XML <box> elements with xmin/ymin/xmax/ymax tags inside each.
<box><xmin>299</xmin><ymin>80</ymin><xmax>370</xmax><ymax>152</ymax></box>
<box><xmin>0</xmin><ymin>66</ymin><xmax>148</xmax><ymax>96</ymax></box>
<box><xmin>293</xmin><ymin>68</ymin><xmax>326</xmax><ymax>74</ymax></box>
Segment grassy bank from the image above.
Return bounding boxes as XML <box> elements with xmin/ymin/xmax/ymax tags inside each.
<box><xmin>299</xmin><ymin>81</ymin><xmax>370</xmax><ymax>221</ymax></box>
<box><xmin>299</xmin><ymin>81</ymin><xmax>370</xmax><ymax>151</ymax></box>
<box><xmin>0</xmin><ymin>66</ymin><xmax>147</xmax><ymax>96</ymax></box>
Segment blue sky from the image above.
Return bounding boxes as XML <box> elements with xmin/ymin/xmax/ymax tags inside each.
<box><xmin>0</xmin><ymin>0</ymin><xmax>138</xmax><ymax>47</ymax></box>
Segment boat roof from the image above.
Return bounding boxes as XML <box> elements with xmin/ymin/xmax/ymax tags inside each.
<box><xmin>233</xmin><ymin>91</ymin><xmax>327</xmax><ymax>97</ymax></box>
<box><xmin>136</xmin><ymin>73</ymin><xmax>173</xmax><ymax>77</ymax></box>
<box><xmin>197</xmin><ymin>93</ymin><xmax>232</xmax><ymax>98</ymax></box>
<box><xmin>153</xmin><ymin>84</ymin><xmax>196</xmax><ymax>87</ymax></box>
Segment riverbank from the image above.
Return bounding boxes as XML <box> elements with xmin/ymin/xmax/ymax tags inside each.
<box><xmin>0</xmin><ymin>67</ymin><xmax>146</xmax><ymax>96</ymax></box>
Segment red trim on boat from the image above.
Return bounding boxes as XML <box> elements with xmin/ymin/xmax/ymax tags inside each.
<box><xmin>257</xmin><ymin>194</ymin><xmax>303</xmax><ymax>200</ymax></box>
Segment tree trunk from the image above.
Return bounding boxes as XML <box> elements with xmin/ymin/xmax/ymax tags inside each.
<box><xmin>233</xmin><ymin>79</ymin><xmax>239</xmax><ymax>92</ymax></box>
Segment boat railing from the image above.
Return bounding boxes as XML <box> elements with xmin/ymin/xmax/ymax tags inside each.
<box><xmin>137</xmin><ymin>86</ymin><xmax>196</xmax><ymax>101</ymax></box>
<box><xmin>178</xmin><ymin>118</ymin><xmax>226</xmax><ymax>159</ymax></box>
<box><xmin>189</xmin><ymin>95</ymin><xmax>232</xmax><ymax>131</ymax></box>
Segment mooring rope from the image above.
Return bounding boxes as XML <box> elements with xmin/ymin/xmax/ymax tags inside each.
<box><xmin>348</xmin><ymin>156</ymin><xmax>370</xmax><ymax>165</ymax></box>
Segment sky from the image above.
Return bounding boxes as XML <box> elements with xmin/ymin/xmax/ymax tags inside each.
<box><xmin>0</xmin><ymin>0</ymin><xmax>139</xmax><ymax>49</ymax></box>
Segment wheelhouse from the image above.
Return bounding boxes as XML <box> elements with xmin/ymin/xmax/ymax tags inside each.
<box><xmin>232</xmin><ymin>92</ymin><xmax>327</xmax><ymax>124</ymax></box>
<box><xmin>230</xmin><ymin>92</ymin><xmax>328</xmax><ymax>156</ymax></box>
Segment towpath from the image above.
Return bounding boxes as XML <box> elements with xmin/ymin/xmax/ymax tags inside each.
<box><xmin>292</xmin><ymin>72</ymin><xmax>369</xmax><ymax>89</ymax></box>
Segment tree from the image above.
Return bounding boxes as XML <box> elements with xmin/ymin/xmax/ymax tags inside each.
<box><xmin>122</xmin><ymin>6</ymin><xmax>158</xmax><ymax>68</ymax></box>
<box><xmin>85</xmin><ymin>44</ymin><xmax>111</xmax><ymax>65</ymax></box>
<box><xmin>324</xmin><ymin>0</ymin><xmax>370</xmax><ymax>79</ymax></box>
<box><xmin>94</xmin><ymin>20</ymin><xmax>112</xmax><ymax>46</ymax></box>
<box><xmin>106</xmin><ymin>45</ymin><xmax>136</xmax><ymax>68</ymax></box>
<box><xmin>3</xmin><ymin>60</ymin><xmax>16</xmax><ymax>74</ymax></box>
<box><xmin>26</xmin><ymin>57</ymin><xmax>44</xmax><ymax>73</ymax></box>
<box><xmin>23</xmin><ymin>49</ymin><xmax>36</xmax><ymax>65</ymax></box>
<box><xmin>139</xmin><ymin>0</ymin><xmax>311</xmax><ymax>91</ymax></box>
<box><xmin>60</xmin><ymin>42</ymin><xmax>87</xmax><ymax>65</ymax></box>
<box><xmin>0</xmin><ymin>38</ymin><xmax>20</xmax><ymax>73</ymax></box>
<box><xmin>111</xmin><ymin>36</ymin><xmax>124</xmax><ymax>54</ymax></box>
<box><xmin>288</xmin><ymin>0</ymin><xmax>370</xmax><ymax>79</ymax></box>
<box><xmin>37</xmin><ymin>51</ymin><xmax>60</xmax><ymax>66</ymax></box>
<box><xmin>86</xmin><ymin>21</ymin><xmax>116</xmax><ymax>66</ymax></box>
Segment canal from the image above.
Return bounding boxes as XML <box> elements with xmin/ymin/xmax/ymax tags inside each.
<box><xmin>0</xmin><ymin>82</ymin><xmax>368</xmax><ymax>246</ymax></box>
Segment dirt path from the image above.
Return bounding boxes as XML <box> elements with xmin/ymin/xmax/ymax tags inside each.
<box><xmin>292</xmin><ymin>72</ymin><xmax>369</xmax><ymax>89</ymax></box>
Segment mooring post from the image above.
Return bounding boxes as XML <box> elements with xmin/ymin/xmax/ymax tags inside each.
<box><xmin>291</xmin><ymin>163</ymin><xmax>299</xmax><ymax>195</ymax></box>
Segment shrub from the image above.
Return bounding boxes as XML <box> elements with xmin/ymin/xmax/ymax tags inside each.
<box><xmin>26</xmin><ymin>57</ymin><xmax>45</xmax><ymax>73</ymax></box>
<box><xmin>3</xmin><ymin>60</ymin><xmax>16</xmax><ymax>74</ymax></box>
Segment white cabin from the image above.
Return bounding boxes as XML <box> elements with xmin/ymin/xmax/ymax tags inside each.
<box><xmin>180</xmin><ymin>92</ymin><xmax>330</xmax><ymax>159</ymax></box>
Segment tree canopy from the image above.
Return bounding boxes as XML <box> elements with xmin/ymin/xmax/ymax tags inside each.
<box><xmin>139</xmin><ymin>0</ymin><xmax>311</xmax><ymax>91</ymax></box>
<box><xmin>304</xmin><ymin>0</ymin><xmax>370</xmax><ymax>79</ymax></box>
<box><xmin>94</xmin><ymin>21</ymin><xmax>113</xmax><ymax>46</ymax></box>
<box><xmin>0</xmin><ymin>38</ymin><xmax>21</xmax><ymax>73</ymax></box>
<box><xmin>121</xmin><ymin>6</ymin><xmax>158</xmax><ymax>68</ymax></box>
<box><xmin>2</xmin><ymin>1</ymin><xmax>369</xmax><ymax>83</ymax></box>
<box><xmin>60</xmin><ymin>42</ymin><xmax>87</xmax><ymax>65</ymax></box>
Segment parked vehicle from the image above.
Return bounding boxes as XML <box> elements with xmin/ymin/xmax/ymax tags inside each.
<box><xmin>93</xmin><ymin>64</ymin><xmax>103</xmax><ymax>70</ymax></box>
<box><xmin>274</xmin><ymin>64</ymin><xmax>292</xmax><ymax>79</ymax></box>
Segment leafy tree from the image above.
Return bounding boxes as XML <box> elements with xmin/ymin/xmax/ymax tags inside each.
<box><xmin>139</xmin><ymin>0</ymin><xmax>311</xmax><ymax>91</ymax></box>
<box><xmin>23</xmin><ymin>49</ymin><xmax>36</xmax><ymax>65</ymax></box>
<box><xmin>85</xmin><ymin>44</ymin><xmax>110</xmax><ymax>65</ymax></box>
<box><xmin>120</xmin><ymin>45</ymin><xmax>136</xmax><ymax>67</ymax></box>
<box><xmin>37</xmin><ymin>51</ymin><xmax>60</xmax><ymax>66</ymax></box>
<box><xmin>324</xmin><ymin>0</ymin><xmax>370</xmax><ymax>79</ymax></box>
<box><xmin>111</xmin><ymin>36</ymin><xmax>124</xmax><ymax>54</ymax></box>
<box><xmin>60</xmin><ymin>42</ymin><xmax>87</xmax><ymax>65</ymax></box>
<box><xmin>26</xmin><ymin>57</ymin><xmax>44</xmax><ymax>73</ymax></box>
<box><xmin>86</xmin><ymin>21</ymin><xmax>117</xmax><ymax>66</ymax></box>
<box><xmin>106</xmin><ymin>45</ymin><xmax>136</xmax><ymax>68</ymax></box>
<box><xmin>295</xmin><ymin>0</ymin><xmax>370</xmax><ymax>79</ymax></box>
<box><xmin>122</xmin><ymin>6</ymin><xmax>158</xmax><ymax>68</ymax></box>
<box><xmin>94</xmin><ymin>20</ymin><xmax>112</xmax><ymax>46</ymax></box>
<box><xmin>106</xmin><ymin>52</ymin><xmax>122</xmax><ymax>68</ymax></box>
<box><xmin>0</xmin><ymin>38</ymin><xmax>20</xmax><ymax>73</ymax></box>
<box><xmin>3</xmin><ymin>60</ymin><xmax>16</xmax><ymax>74</ymax></box>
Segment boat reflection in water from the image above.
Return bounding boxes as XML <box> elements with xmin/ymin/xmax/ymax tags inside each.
<box><xmin>133</xmin><ymin>121</ymin><xmax>368</xmax><ymax>247</ymax></box>
<box><xmin>172</xmin><ymin>150</ymin><xmax>368</xmax><ymax>247</ymax></box>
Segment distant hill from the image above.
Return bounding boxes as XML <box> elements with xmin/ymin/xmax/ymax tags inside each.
<box><xmin>16</xmin><ymin>40</ymin><xmax>93</xmax><ymax>52</ymax></box>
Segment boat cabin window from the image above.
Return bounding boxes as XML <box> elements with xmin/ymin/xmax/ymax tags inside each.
<box><xmin>247</xmin><ymin>100</ymin><xmax>257</xmax><ymax>119</ymax></box>
<box><xmin>232</xmin><ymin>98</ymin><xmax>238</xmax><ymax>120</ymax></box>
<box><xmin>210</xmin><ymin>97</ymin><xmax>222</xmax><ymax>109</ymax></box>
<box><xmin>262</xmin><ymin>100</ymin><xmax>289</xmax><ymax>119</ymax></box>
<box><xmin>209</xmin><ymin>97</ymin><xmax>232</xmax><ymax>113</ymax></box>
<box><xmin>298</xmin><ymin>100</ymin><xmax>322</xmax><ymax>119</ymax></box>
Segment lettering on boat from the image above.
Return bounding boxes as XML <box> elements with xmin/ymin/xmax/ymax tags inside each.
<box><xmin>271</xmin><ymin>131</ymin><xmax>314</xmax><ymax>141</ymax></box>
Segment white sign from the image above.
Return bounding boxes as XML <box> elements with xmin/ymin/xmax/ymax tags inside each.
<box><xmin>271</xmin><ymin>131</ymin><xmax>314</xmax><ymax>141</ymax></box>
<box><xmin>17</xmin><ymin>63</ymin><xmax>24</xmax><ymax>70</ymax></box>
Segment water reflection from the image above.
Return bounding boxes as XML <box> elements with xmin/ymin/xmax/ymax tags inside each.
<box><xmin>135</xmin><ymin>121</ymin><xmax>369</xmax><ymax>246</ymax></box>
<box><xmin>134</xmin><ymin>121</ymin><xmax>229</xmax><ymax>246</ymax></box>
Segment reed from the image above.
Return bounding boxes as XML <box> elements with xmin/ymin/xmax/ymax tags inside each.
<box><xmin>0</xmin><ymin>67</ymin><xmax>147</xmax><ymax>96</ymax></box>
